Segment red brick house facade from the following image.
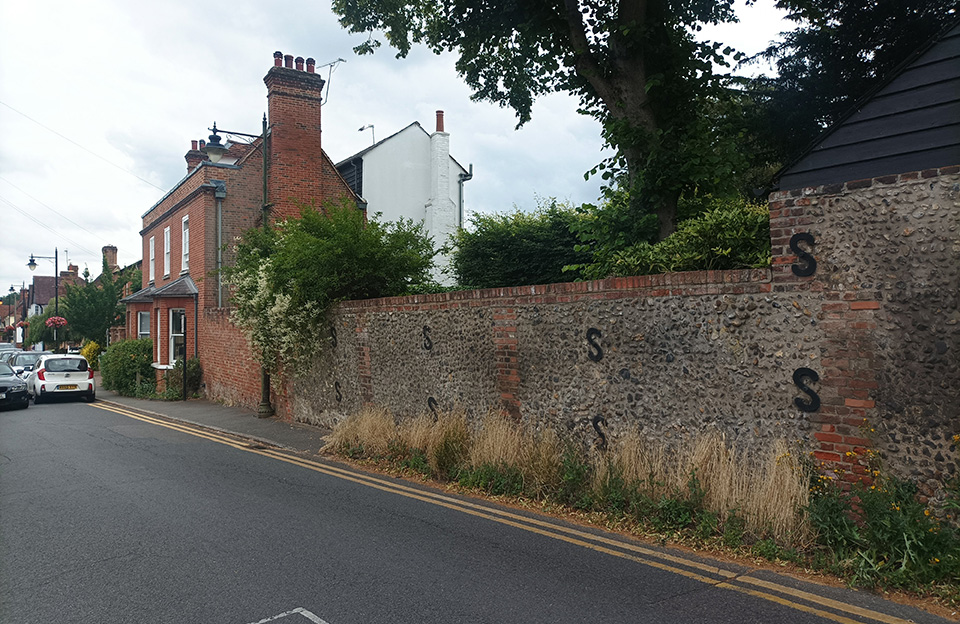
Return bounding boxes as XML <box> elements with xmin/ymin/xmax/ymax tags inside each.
<box><xmin>123</xmin><ymin>52</ymin><xmax>357</xmax><ymax>411</ymax></box>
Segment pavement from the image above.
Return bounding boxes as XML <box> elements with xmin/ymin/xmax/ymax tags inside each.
<box><xmin>96</xmin><ymin>386</ymin><xmax>330</xmax><ymax>456</ymax></box>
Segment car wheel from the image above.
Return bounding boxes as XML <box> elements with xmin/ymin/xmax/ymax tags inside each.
<box><xmin>84</xmin><ymin>390</ymin><xmax>96</xmax><ymax>403</ymax></box>
<box><xmin>33</xmin><ymin>393</ymin><xmax>42</xmax><ymax>404</ymax></box>
<box><xmin>19</xmin><ymin>399</ymin><xmax>29</xmax><ymax>410</ymax></box>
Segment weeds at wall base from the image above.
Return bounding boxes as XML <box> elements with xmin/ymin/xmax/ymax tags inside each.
<box><xmin>324</xmin><ymin>407</ymin><xmax>960</xmax><ymax>609</ymax></box>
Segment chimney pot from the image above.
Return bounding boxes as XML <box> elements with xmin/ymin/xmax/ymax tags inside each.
<box><xmin>284</xmin><ymin>54</ymin><xmax>294</xmax><ymax>68</ymax></box>
<box><xmin>306</xmin><ymin>58</ymin><xmax>316</xmax><ymax>73</ymax></box>
<box><xmin>295</xmin><ymin>56</ymin><xmax>304</xmax><ymax>71</ymax></box>
<box><xmin>199</xmin><ymin>139</ymin><xmax>205</xmax><ymax>149</ymax></box>
<box><xmin>274</xmin><ymin>51</ymin><xmax>283</xmax><ymax>67</ymax></box>
<box><xmin>191</xmin><ymin>140</ymin><xmax>198</xmax><ymax>151</ymax></box>
<box><xmin>436</xmin><ymin>110</ymin><xmax>445</xmax><ymax>133</ymax></box>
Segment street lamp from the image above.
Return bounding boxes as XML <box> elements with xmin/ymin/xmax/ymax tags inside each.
<box><xmin>201</xmin><ymin>117</ymin><xmax>275</xmax><ymax>418</ymax></box>
<box><xmin>27</xmin><ymin>248</ymin><xmax>59</xmax><ymax>345</ymax></box>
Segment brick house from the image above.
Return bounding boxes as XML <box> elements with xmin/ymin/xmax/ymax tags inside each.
<box><xmin>122</xmin><ymin>52</ymin><xmax>358</xmax><ymax>410</ymax></box>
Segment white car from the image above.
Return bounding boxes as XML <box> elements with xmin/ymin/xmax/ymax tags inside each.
<box><xmin>26</xmin><ymin>354</ymin><xmax>96</xmax><ymax>403</ymax></box>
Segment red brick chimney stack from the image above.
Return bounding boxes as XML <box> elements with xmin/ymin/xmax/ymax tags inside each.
<box><xmin>436</xmin><ymin>110</ymin><xmax>445</xmax><ymax>133</ymax></box>
<box><xmin>185</xmin><ymin>139</ymin><xmax>204</xmax><ymax>172</ymax></box>
<box><xmin>264</xmin><ymin>51</ymin><xmax>327</xmax><ymax>221</ymax></box>
<box><xmin>102</xmin><ymin>245</ymin><xmax>118</xmax><ymax>271</ymax></box>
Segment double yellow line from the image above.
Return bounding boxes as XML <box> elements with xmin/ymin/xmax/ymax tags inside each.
<box><xmin>91</xmin><ymin>402</ymin><xmax>919</xmax><ymax>624</ymax></box>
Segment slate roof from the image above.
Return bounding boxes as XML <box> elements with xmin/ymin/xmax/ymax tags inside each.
<box><xmin>775</xmin><ymin>20</ymin><xmax>960</xmax><ymax>190</ymax></box>
<box><xmin>120</xmin><ymin>284</ymin><xmax>157</xmax><ymax>304</ymax></box>
<box><xmin>153</xmin><ymin>275</ymin><xmax>198</xmax><ymax>298</ymax></box>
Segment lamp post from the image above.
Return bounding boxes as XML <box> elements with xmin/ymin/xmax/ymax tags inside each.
<box><xmin>202</xmin><ymin>117</ymin><xmax>275</xmax><ymax>418</ymax></box>
<box><xmin>27</xmin><ymin>248</ymin><xmax>59</xmax><ymax>346</ymax></box>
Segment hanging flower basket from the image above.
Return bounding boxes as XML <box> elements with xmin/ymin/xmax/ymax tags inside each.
<box><xmin>4</xmin><ymin>325</ymin><xmax>14</xmax><ymax>333</ymax></box>
<box><xmin>46</xmin><ymin>316</ymin><xmax>68</xmax><ymax>329</ymax></box>
<box><xmin>16</xmin><ymin>320</ymin><xmax>29</xmax><ymax>328</ymax></box>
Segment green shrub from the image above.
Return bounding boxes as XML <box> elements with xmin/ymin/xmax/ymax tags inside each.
<box><xmin>573</xmin><ymin>196</ymin><xmax>770</xmax><ymax>279</ymax></box>
<box><xmin>448</xmin><ymin>200</ymin><xmax>590</xmax><ymax>288</ymax></box>
<box><xmin>80</xmin><ymin>341</ymin><xmax>102</xmax><ymax>371</ymax></box>
<box><xmin>161</xmin><ymin>357</ymin><xmax>203</xmax><ymax>400</ymax></box>
<box><xmin>100</xmin><ymin>338</ymin><xmax>155</xmax><ymax>396</ymax></box>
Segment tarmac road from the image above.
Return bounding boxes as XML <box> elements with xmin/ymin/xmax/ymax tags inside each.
<box><xmin>0</xmin><ymin>395</ymin><xmax>954</xmax><ymax>624</ymax></box>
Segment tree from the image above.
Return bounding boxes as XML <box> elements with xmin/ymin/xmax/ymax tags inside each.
<box><xmin>224</xmin><ymin>201</ymin><xmax>436</xmax><ymax>374</ymax></box>
<box><xmin>63</xmin><ymin>257</ymin><xmax>127</xmax><ymax>345</ymax></box>
<box><xmin>332</xmin><ymin>0</ymin><xmax>747</xmax><ymax>240</ymax></box>
<box><xmin>748</xmin><ymin>0</ymin><xmax>959</xmax><ymax>164</ymax></box>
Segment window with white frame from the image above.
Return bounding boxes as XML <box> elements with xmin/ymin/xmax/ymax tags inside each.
<box><xmin>163</xmin><ymin>227</ymin><xmax>171</xmax><ymax>277</ymax></box>
<box><xmin>169</xmin><ymin>308</ymin><xmax>186</xmax><ymax>364</ymax></box>
<box><xmin>149</xmin><ymin>236</ymin><xmax>155</xmax><ymax>282</ymax></box>
<box><xmin>137</xmin><ymin>311</ymin><xmax>150</xmax><ymax>339</ymax></box>
<box><xmin>156</xmin><ymin>309</ymin><xmax>161</xmax><ymax>362</ymax></box>
<box><xmin>181</xmin><ymin>215</ymin><xmax>190</xmax><ymax>272</ymax></box>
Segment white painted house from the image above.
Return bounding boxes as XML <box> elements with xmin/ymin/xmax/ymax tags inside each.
<box><xmin>336</xmin><ymin>111</ymin><xmax>472</xmax><ymax>284</ymax></box>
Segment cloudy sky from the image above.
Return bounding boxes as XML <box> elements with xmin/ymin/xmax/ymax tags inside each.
<box><xmin>0</xmin><ymin>0</ymin><xmax>787</xmax><ymax>295</ymax></box>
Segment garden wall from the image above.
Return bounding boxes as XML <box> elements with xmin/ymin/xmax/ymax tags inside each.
<box><xmin>292</xmin><ymin>168</ymin><xmax>959</xmax><ymax>494</ymax></box>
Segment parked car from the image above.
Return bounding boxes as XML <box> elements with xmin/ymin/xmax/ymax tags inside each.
<box><xmin>25</xmin><ymin>354</ymin><xmax>96</xmax><ymax>403</ymax></box>
<box><xmin>6</xmin><ymin>351</ymin><xmax>51</xmax><ymax>377</ymax></box>
<box><xmin>0</xmin><ymin>362</ymin><xmax>30</xmax><ymax>410</ymax></box>
<box><xmin>0</xmin><ymin>342</ymin><xmax>16</xmax><ymax>355</ymax></box>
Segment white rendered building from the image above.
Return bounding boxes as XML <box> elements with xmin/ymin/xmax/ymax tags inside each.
<box><xmin>336</xmin><ymin>111</ymin><xmax>472</xmax><ymax>284</ymax></box>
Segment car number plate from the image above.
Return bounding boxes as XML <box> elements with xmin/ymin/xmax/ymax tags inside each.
<box><xmin>0</xmin><ymin>393</ymin><xmax>5</xmax><ymax>399</ymax></box>
<box><xmin>58</xmin><ymin>385</ymin><xmax>78</xmax><ymax>390</ymax></box>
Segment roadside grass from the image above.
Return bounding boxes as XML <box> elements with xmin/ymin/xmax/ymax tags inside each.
<box><xmin>324</xmin><ymin>407</ymin><xmax>960</xmax><ymax>608</ymax></box>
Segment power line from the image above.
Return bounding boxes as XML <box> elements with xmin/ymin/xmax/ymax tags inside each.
<box><xmin>0</xmin><ymin>194</ymin><xmax>100</xmax><ymax>257</ymax></box>
<box><xmin>0</xmin><ymin>100</ymin><xmax>167</xmax><ymax>192</ymax></box>
<box><xmin>0</xmin><ymin>176</ymin><xmax>104</xmax><ymax>241</ymax></box>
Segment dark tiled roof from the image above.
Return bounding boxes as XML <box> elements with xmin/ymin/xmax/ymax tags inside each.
<box><xmin>154</xmin><ymin>275</ymin><xmax>198</xmax><ymax>298</ymax></box>
<box><xmin>30</xmin><ymin>276</ymin><xmax>57</xmax><ymax>306</ymax></box>
<box><xmin>120</xmin><ymin>285</ymin><xmax>157</xmax><ymax>303</ymax></box>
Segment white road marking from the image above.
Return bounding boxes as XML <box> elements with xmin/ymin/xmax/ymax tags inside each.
<box><xmin>245</xmin><ymin>607</ymin><xmax>329</xmax><ymax>624</ymax></box>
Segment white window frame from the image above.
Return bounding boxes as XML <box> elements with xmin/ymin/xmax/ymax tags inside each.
<box><xmin>163</xmin><ymin>227</ymin><xmax>171</xmax><ymax>277</ymax></box>
<box><xmin>148</xmin><ymin>236</ymin><xmax>155</xmax><ymax>282</ymax></box>
<box><xmin>137</xmin><ymin>311</ymin><xmax>150</xmax><ymax>339</ymax></box>
<box><xmin>181</xmin><ymin>215</ymin><xmax>190</xmax><ymax>272</ymax></box>
<box><xmin>169</xmin><ymin>308</ymin><xmax>186</xmax><ymax>364</ymax></box>
<box><xmin>156</xmin><ymin>309</ymin><xmax>161</xmax><ymax>362</ymax></box>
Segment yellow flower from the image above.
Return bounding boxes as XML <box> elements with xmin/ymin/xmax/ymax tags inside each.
<box><xmin>924</xmin><ymin>509</ymin><xmax>931</xmax><ymax>516</ymax></box>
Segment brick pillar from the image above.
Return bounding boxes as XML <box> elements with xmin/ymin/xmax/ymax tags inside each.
<box><xmin>355</xmin><ymin>315</ymin><xmax>374</xmax><ymax>406</ymax></box>
<box><xmin>769</xmin><ymin>186</ymin><xmax>879</xmax><ymax>486</ymax></box>
<box><xmin>493</xmin><ymin>307</ymin><xmax>521</xmax><ymax>419</ymax></box>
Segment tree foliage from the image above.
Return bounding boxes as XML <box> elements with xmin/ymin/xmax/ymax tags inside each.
<box><xmin>448</xmin><ymin>200</ymin><xmax>590</xmax><ymax>289</ymax></box>
<box><xmin>63</xmin><ymin>257</ymin><xmax>128</xmax><ymax>345</ymax></box>
<box><xmin>332</xmin><ymin>0</ymin><xmax>749</xmax><ymax>239</ymax></box>
<box><xmin>224</xmin><ymin>201</ymin><xmax>436</xmax><ymax>374</ymax></box>
<box><xmin>749</xmin><ymin>0</ymin><xmax>959</xmax><ymax>164</ymax></box>
<box><xmin>570</xmin><ymin>196</ymin><xmax>770</xmax><ymax>279</ymax></box>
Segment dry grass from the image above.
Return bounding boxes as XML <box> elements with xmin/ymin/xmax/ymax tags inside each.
<box><xmin>327</xmin><ymin>407</ymin><xmax>810</xmax><ymax>542</ymax></box>
<box><xmin>602</xmin><ymin>431</ymin><xmax>809</xmax><ymax>541</ymax></box>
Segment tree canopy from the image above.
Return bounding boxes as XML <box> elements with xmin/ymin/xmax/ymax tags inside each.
<box><xmin>63</xmin><ymin>258</ymin><xmax>128</xmax><ymax>345</ymax></box>
<box><xmin>332</xmin><ymin>0</ymin><xmax>748</xmax><ymax>240</ymax></box>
